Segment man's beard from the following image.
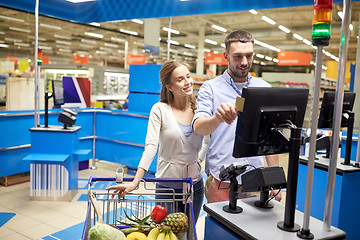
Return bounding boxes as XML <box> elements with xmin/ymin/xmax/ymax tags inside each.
<box><xmin>229</xmin><ymin>65</ymin><xmax>250</xmax><ymax>80</ymax></box>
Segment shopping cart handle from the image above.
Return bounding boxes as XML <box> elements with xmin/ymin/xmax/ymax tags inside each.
<box><xmin>88</xmin><ymin>176</ymin><xmax>193</xmax><ymax>185</ymax></box>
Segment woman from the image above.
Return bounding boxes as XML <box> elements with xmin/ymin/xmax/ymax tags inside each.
<box><xmin>106</xmin><ymin>60</ymin><xmax>208</xmax><ymax>224</ymax></box>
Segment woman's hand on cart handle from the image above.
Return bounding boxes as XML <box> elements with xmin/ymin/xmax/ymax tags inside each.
<box><xmin>106</xmin><ymin>181</ymin><xmax>138</xmax><ymax>199</ymax></box>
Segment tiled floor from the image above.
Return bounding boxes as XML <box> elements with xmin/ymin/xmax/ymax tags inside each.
<box><xmin>0</xmin><ymin>161</ymin><xmax>207</xmax><ymax>240</ymax></box>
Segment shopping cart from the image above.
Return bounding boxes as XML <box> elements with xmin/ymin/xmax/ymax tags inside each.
<box><xmin>81</xmin><ymin>176</ymin><xmax>197</xmax><ymax>240</ymax></box>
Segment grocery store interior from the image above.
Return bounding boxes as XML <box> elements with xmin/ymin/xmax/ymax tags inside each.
<box><xmin>1</xmin><ymin>0</ymin><xmax>360</xmax><ymax>239</ymax></box>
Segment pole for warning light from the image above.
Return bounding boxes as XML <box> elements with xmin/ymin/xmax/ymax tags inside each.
<box><xmin>34</xmin><ymin>0</ymin><xmax>40</xmax><ymax>127</ymax></box>
<box><xmin>323</xmin><ymin>0</ymin><xmax>352</xmax><ymax>231</ymax></box>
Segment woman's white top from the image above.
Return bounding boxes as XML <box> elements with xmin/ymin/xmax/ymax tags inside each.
<box><xmin>138</xmin><ymin>102</ymin><xmax>209</xmax><ymax>182</ymax></box>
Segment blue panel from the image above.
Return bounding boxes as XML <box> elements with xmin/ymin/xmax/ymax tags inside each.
<box><xmin>129</xmin><ymin>64</ymin><xmax>162</xmax><ymax>93</ymax></box>
<box><xmin>128</xmin><ymin>92</ymin><xmax>160</xmax><ymax>114</ymax></box>
<box><xmin>340</xmin><ymin>133</ymin><xmax>358</xmax><ymax>161</ymax></box>
<box><xmin>95</xmin><ymin>139</ymin><xmax>156</xmax><ymax>173</ymax></box>
<box><xmin>338</xmin><ymin>172</ymin><xmax>360</xmax><ymax>240</ymax></box>
<box><xmin>205</xmin><ymin>216</ymin><xmax>242</xmax><ymax>240</ymax></box>
<box><xmin>4</xmin><ymin>0</ymin><xmax>352</xmax><ymax>23</ymax></box>
<box><xmin>96</xmin><ymin>111</ymin><xmax>149</xmax><ymax>145</ymax></box>
<box><xmin>0</xmin><ymin>148</ymin><xmax>30</xmax><ymax>177</ymax></box>
<box><xmin>296</xmin><ymin>163</ymin><xmax>342</xmax><ymax>226</ymax></box>
<box><xmin>0</xmin><ymin>111</ymin><xmax>33</xmax><ymax>148</ymax></box>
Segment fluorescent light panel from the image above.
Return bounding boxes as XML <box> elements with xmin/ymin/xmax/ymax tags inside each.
<box><xmin>205</xmin><ymin>39</ymin><xmax>217</xmax><ymax>45</ymax></box>
<box><xmin>81</xmin><ymin>39</ymin><xmax>97</xmax><ymax>44</ymax></box>
<box><xmin>163</xmin><ymin>27</ymin><xmax>180</xmax><ymax>34</ymax></box>
<box><xmin>89</xmin><ymin>22</ymin><xmax>100</xmax><ymax>26</ymax></box>
<box><xmin>249</xmin><ymin>9</ymin><xmax>258</xmax><ymax>15</ymax></box>
<box><xmin>120</xmin><ymin>28</ymin><xmax>138</xmax><ymax>36</ymax></box>
<box><xmin>84</xmin><ymin>32</ymin><xmax>103</xmax><ymax>38</ymax></box>
<box><xmin>131</xmin><ymin>19</ymin><xmax>143</xmax><ymax>24</ymax></box>
<box><xmin>54</xmin><ymin>34</ymin><xmax>72</xmax><ymax>40</ymax></box>
<box><xmin>0</xmin><ymin>15</ymin><xmax>24</xmax><ymax>22</ymax></box>
<box><xmin>40</xmin><ymin>23</ymin><xmax>62</xmax><ymax>30</ymax></box>
<box><xmin>111</xmin><ymin>37</ymin><xmax>126</xmax><ymax>42</ymax></box>
<box><xmin>56</xmin><ymin>40</ymin><xmax>71</xmax><ymax>45</ymax></box>
<box><xmin>278</xmin><ymin>25</ymin><xmax>290</xmax><ymax>33</ymax></box>
<box><xmin>167</xmin><ymin>40</ymin><xmax>179</xmax><ymax>45</ymax></box>
<box><xmin>261</xmin><ymin>16</ymin><xmax>276</xmax><ymax>25</ymax></box>
<box><xmin>293</xmin><ymin>33</ymin><xmax>303</xmax><ymax>41</ymax></box>
<box><xmin>211</xmin><ymin>24</ymin><xmax>227</xmax><ymax>33</ymax></box>
<box><xmin>9</xmin><ymin>27</ymin><xmax>31</xmax><ymax>33</ymax></box>
<box><xmin>184</xmin><ymin>44</ymin><xmax>195</xmax><ymax>49</ymax></box>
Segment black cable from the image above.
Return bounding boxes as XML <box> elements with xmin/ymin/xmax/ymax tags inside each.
<box><xmin>265</xmin><ymin>187</ymin><xmax>282</xmax><ymax>205</ymax></box>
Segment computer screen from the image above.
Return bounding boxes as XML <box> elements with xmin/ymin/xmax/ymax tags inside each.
<box><xmin>233</xmin><ymin>87</ymin><xmax>309</xmax><ymax>158</ymax></box>
<box><xmin>318</xmin><ymin>91</ymin><xmax>356</xmax><ymax>129</ymax></box>
<box><xmin>51</xmin><ymin>80</ymin><xmax>64</xmax><ymax>107</ymax></box>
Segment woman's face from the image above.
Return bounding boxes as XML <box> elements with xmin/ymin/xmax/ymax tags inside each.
<box><xmin>167</xmin><ymin>65</ymin><xmax>193</xmax><ymax>98</ymax></box>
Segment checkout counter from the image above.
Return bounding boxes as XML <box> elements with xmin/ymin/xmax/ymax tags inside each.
<box><xmin>203</xmin><ymin>197</ymin><xmax>346</xmax><ymax>240</ymax></box>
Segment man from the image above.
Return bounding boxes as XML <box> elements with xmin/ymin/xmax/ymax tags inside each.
<box><xmin>193</xmin><ymin>30</ymin><xmax>282</xmax><ymax>203</ymax></box>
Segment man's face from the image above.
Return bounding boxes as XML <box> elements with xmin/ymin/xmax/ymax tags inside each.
<box><xmin>223</xmin><ymin>41</ymin><xmax>254</xmax><ymax>82</ymax></box>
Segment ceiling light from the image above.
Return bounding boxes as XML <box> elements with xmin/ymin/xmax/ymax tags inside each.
<box><xmin>249</xmin><ymin>9</ymin><xmax>258</xmax><ymax>15</ymax></box>
<box><xmin>120</xmin><ymin>28</ymin><xmax>138</xmax><ymax>36</ymax></box>
<box><xmin>96</xmin><ymin>50</ymin><xmax>107</xmax><ymax>55</ymax></box>
<box><xmin>39</xmin><ymin>46</ymin><xmax>52</xmax><ymax>50</ymax></box>
<box><xmin>111</xmin><ymin>37</ymin><xmax>126</xmax><ymax>42</ymax></box>
<box><xmin>211</xmin><ymin>24</ymin><xmax>227</xmax><ymax>33</ymax></box>
<box><xmin>0</xmin><ymin>44</ymin><xmax>9</xmax><ymax>48</ymax></box>
<box><xmin>261</xmin><ymin>16</ymin><xmax>276</xmax><ymax>25</ymax></box>
<box><xmin>40</xmin><ymin>23</ymin><xmax>62</xmax><ymax>30</ymax></box>
<box><xmin>81</xmin><ymin>39</ymin><xmax>97</xmax><ymax>44</ymax></box>
<box><xmin>105</xmin><ymin>43</ymin><xmax>119</xmax><ymax>48</ymax></box>
<box><xmin>89</xmin><ymin>22</ymin><xmax>100</xmax><ymax>26</ymax></box>
<box><xmin>273</xmin><ymin>58</ymin><xmax>279</xmax><ymax>63</ymax></box>
<box><xmin>183</xmin><ymin>52</ymin><xmax>193</xmax><ymax>56</ymax></box>
<box><xmin>205</xmin><ymin>39</ymin><xmax>217</xmax><ymax>45</ymax></box>
<box><xmin>118</xmin><ymin>50</ymin><xmax>125</xmax><ymax>54</ymax></box>
<box><xmin>184</xmin><ymin>44</ymin><xmax>195</xmax><ymax>49</ymax></box>
<box><xmin>349</xmin><ymin>24</ymin><xmax>353</xmax><ymax>31</ymax></box>
<box><xmin>167</xmin><ymin>40</ymin><xmax>179</xmax><ymax>45</ymax></box>
<box><xmin>293</xmin><ymin>33</ymin><xmax>304</xmax><ymax>41</ymax></box>
<box><xmin>260</xmin><ymin>62</ymin><xmax>266</xmax><ymax>66</ymax></box>
<box><xmin>84</xmin><ymin>32</ymin><xmax>103</xmax><ymax>38</ymax></box>
<box><xmin>204</xmin><ymin>49</ymin><xmax>211</xmax><ymax>52</ymax></box>
<box><xmin>100</xmin><ymin>47</ymin><xmax>113</xmax><ymax>52</ymax></box>
<box><xmin>256</xmin><ymin>53</ymin><xmax>264</xmax><ymax>58</ymax></box>
<box><xmin>278</xmin><ymin>25</ymin><xmax>290</xmax><ymax>33</ymax></box>
<box><xmin>221</xmin><ymin>43</ymin><xmax>226</xmax><ymax>48</ymax></box>
<box><xmin>163</xmin><ymin>27</ymin><xmax>180</xmax><ymax>34</ymax></box>
<box><xmin>322</xmin><ymin>65</ymin><xmax>327</xmax><ymax>70</ymax></box>
<box><xmin>9</xmin><ymin>27</ymin><xmax>31</xmax><ymax>33</ymax></box>
<box><xmin>0</xmin><ymin>15</ymin><xmax>25</xmax><ymax>22</ymax></box>
<box><xmin>131</xmin><ymin>19</ymin><xmax>144</xmax><ymax>24</ymax></box>
<box><xmin>56</xmin><ymin>40</ymin><xmax>71</xmax><ymax>45</ymax></box>
<box><xmin>77</xmin><ymin>51</ymin><xmax>88</xmax><ymax>55</ymax></box>
<box><xmin>265</xmin><ymin>56</ymin><xmax>273</xmax><ymax>61</ymax></box>
<box><xmin>59</xmin><ymin>48</ymin><xmax>72</xmax><ymax>53</ymax></box>
<box><xmin>302</xmin><ymin>39</ymin><xmax>312</xmax><ymax>45</ymax></box>
<box><xmin>54</xmin><ymin>34</ymin><xmax>72</xmax><ymax>40</ymax></box>
<box><xmin>5</xmin><ymin>38</ymin><xmax>22</xmax><ymax>42</ymax></box>
<box><xmin>0</xmin><ymin>32</ymin><xmax>4</xmax><ymax>35</ymax></box>
<box><xmin>337</xmin><ymin>11</ymin><xmax>344</xmax><ymax>19</ymax></box>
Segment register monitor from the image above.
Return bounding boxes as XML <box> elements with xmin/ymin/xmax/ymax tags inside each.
<box><xmin>51</xmin><ymin>80</ymin><xmax>64</xmax><ymax>107</ymax></box>
<box><xmin>233</xmin><ymin>87</ymin><xmax>309</xmax><ymax>158</ymax></box>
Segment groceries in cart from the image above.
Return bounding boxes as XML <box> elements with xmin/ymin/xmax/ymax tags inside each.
<box><xmin>83</xmin><ymin>177</ymin><xmax>195</xmax><ymax>240</ymax></box>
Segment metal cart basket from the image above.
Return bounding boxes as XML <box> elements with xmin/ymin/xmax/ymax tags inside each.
<box><xmin>81</xmin><ymin>176</ymin><xmax>197</xmax><ymax>240</ymax></box>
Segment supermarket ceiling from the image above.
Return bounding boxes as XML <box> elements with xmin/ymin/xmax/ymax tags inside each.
<box><xmin>0</xmin><ymin>0</ymin><xmax>359</xmax><ymax>69</ymax></box>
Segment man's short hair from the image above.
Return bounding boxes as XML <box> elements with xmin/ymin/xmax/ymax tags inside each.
<box><xmin>225</xmin><ymin>30</ymin><xmax>254</xmax><ymax>52</ymax></box>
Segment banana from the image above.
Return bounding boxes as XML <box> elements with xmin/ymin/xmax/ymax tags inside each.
<box><xmin>148</xmin><ymin>227</ymin><xmax>161</xmax><ymax>240</ymax></box>
<box><xmin>156</xmin><ymin>231</ymin><xmax>166</xmax><ymax>240</ymax></box>
<box><xmin>164</xmin><ymin>230</ymin><xmax>171</xmax><ymax>240</ymax></box>
<box><xmin>168</xmin><ymin>230</ymin><xmax>178</xmax><ymax>240</ymax></box>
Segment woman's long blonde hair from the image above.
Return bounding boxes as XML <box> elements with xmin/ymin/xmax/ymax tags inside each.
<box><xmin>159</xmin><ymin>60</ymin><xmax>196</xmax><ymax>111</ymax></box>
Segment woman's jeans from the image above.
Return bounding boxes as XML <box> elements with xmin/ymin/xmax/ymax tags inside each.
<box><xmin>155</xmin><ymin>178</ymin><xmax>204</xmax><ymax>224</ymax></box>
